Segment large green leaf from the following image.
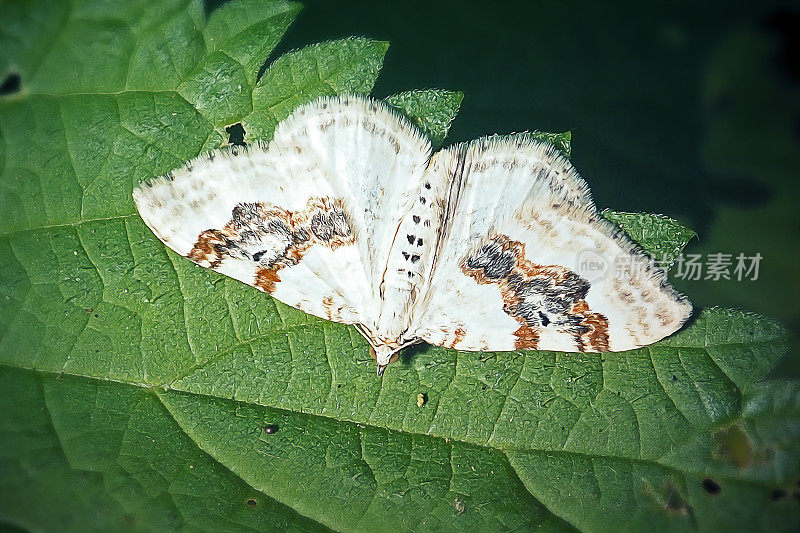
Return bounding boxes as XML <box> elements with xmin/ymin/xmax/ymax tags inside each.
<box><xmin>1</xmin><ymin>1</ymin><xmax>798</xmax><ymax>531</ymax></box>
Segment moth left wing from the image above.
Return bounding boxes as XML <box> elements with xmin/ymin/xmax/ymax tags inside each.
<box><xmin>410</xmin><ymin>136</ymin><xmax>691</xmax><ymax>352</ymax></box>
<box><xmin>133</xmin><ymin>144</ymin><xmax>371</xmax><ymax>324</ymax></box>
<box><xmin>134</xmin><ymin>96</ymin><xmax>432</xmax><ymax>325</ymax></box>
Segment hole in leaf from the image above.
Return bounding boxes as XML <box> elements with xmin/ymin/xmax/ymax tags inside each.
<box><xmin>246</xmin><ymin>498</ymin><xmax>258</xmax><ymax>507</ymax></box>
<box><xmin>702</xmin><ymin>478</ymin><xmax>721</xmax><ymax>495</ymax></box>
<box><xmin>0</xmin><ymin>73</ymin><xmax>21</xmax><ymax>96</ymax></box>
<box><xmin>262</xmin><ymin>424</ymin><xmax>279</xmax><ymax>434</ymax></box>
<box><xmin>226</xmin><ymin>122</ymin><xmax>247</xmax><ymax>146</ymax></box>
<box><xmin>770</xmin><ymin>489</ymin><xmax>788</xmax><ymax>502</ymax></box>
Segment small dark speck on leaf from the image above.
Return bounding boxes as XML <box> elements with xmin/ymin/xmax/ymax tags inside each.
<box><xmin>770</xmin><ymin>489</ymin><xmax>787</xmax><ymax>502</ymax></box>
<box><xmin>246</xmin><ymin>498</ymin><xmax>258</xmax><ymax>507</ymax></box>
<box><xmin>94</xmin><ymin>314</ymin><xmax>99</xmax><ymax>318</ymax></box>
<box><xmin>263</xmin><ymin>424</ymin><xmax>279</xmax><ymax>434</ymax></box>
<box><xmin>702</xmin><ymin>478</ymin><xmax>721</xmax><ymax>495</ymax></box>
<box><xmin>671</xmin><ymin>374</ymin><xmax>678</xmax><ymax>382</ymax></box>
<box><xmin>226</xmin><ymin>123</ymin><xmax>247</xmax><ymax>146</ymax></box>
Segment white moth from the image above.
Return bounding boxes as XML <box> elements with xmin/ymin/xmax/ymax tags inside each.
<box><xmin>134</xmin><ymin>95</ymin><xmax>691</xmax><ymax>376</ymax></box>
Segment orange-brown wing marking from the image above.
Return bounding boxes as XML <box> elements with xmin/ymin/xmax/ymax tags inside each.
<box><xmin>460</xmin><ymin>234</ymin><xmax>609</xmax><ymax>351</ymax></box>
<box><xmin>187</xmin><ymin>196</ymin><xmax>356</xmax><ymax>294</ymax></box>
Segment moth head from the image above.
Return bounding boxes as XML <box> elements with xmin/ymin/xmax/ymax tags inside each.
<box><xmin>370</xmin><ymin>344</ymin><xmax>401</xmax><ymax>377</ymax></box>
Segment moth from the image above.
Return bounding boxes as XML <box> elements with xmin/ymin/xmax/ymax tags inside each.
<box><xmin>134</xmin><ymin>95</ymin><xmax>691</xmax><ymax>376</ymax></box>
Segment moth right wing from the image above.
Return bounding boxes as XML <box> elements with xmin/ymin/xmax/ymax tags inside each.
<box><xmin>410</xmin><ymin>135</ymin><xmax>691</xmax><ymax>352</ymax></box>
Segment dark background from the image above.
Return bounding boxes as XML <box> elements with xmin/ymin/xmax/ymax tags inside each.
<box><xmin>211</xmin><ymin>0</ymin><xmax>800</xmax><ymax>375</ymax></box>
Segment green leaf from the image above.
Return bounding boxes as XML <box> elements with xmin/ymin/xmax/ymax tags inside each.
<box><xmin>603</xmin><ymin>209</ymin><xmax>697</xmax><ymax>266</ymax></box>
<box><xmin>530</xmin><ymin>130</ymin><xmax>572</xmax><ymax>158</ymax></box>
<box><xmin>178</xmin><ymin>51</ymin><xmax>254</xmax><ymax>126</ymax></box>
<box><xmin>1</xmin><ymin>0</ymin><xmax>798</xmax><ymax>531</ymax></box>
<box><xmin>385</xmin><ymin>89</ymin><xmax>463</xmax><ymax>147</ymax></box>
<box><xmin>243</xmin><ymin>38</ymin><xmax>390</xmax><ymax>141</ymax></box>
<box><xmin>203</xmin><ymin>0</ymin><xmax>302</xmax><ymax>85</ymax></box>
<box><xmin>159</xmin><ymin>386</ymin><xmax>575</xmax><ymax>532</ymax></box>
<box><xmin>0</xmin><ymin>366</ymin><xmax>325</xmax><ymax>532</ymax></box>
<box><xmin>179</xmin><ymin>0</ymin><xmax>303</xmax><ymax>127</ymax></box>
